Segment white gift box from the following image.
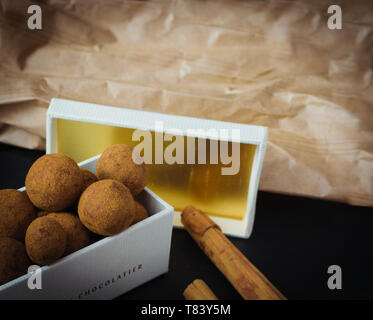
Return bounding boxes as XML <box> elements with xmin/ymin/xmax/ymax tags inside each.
<box><xmin>45</xmin><ymin>98</ymin><xmax>267</xmax><ymax>238</ymax></box>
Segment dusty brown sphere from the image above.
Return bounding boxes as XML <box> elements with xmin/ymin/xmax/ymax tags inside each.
<box><xmin>0</xmin><ymin>237</ymin><xmax>30</xmax><ymax>285</ymax></box>
<box><xmin>48</xmin><ymin>213</ymin><xmax>90</xmax><ymax>255</ymax></box>
<box><xmin>0</xmin><ymin>189</ymin><xmax>36</xmax><ymax>241</ymax></box>
<box><xmin>25</xmin><ymin>217</ymin><xmax>67</xmax><ymax>266</ymax></box>
<box><xmin>25</xmin><ymin>154</ymin><xmax>84</xmax><ymax>212</ymax></box>
<box><xmin>80</xmin><ymin>168</ymin><xmax>98</xmax><ymax>191</ymax></box>
<box><xmin>96</xmin><ymin>144</ymin><xmax>147</xmax><ymax>195</ymax></box>
<box><xmin>78</xmin><ymin>179</ymin><xmax>135</xmax><ymax>236</ymax></box>
<box><xmin>132</xmin><ymin>202</ymin><xmax>149</xmax><ymax>225</ymax></box>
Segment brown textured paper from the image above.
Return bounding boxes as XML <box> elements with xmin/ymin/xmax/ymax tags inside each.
<box><xmin>0</xmin><ymin>0</ymin><xmax>372</xmax><ymax>206</ymax></box>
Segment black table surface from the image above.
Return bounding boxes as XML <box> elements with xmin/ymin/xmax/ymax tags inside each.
<box><xmin>1</xmin><ymin>142</ymin><xmax>372</xmax><ymax>300</ymax></box>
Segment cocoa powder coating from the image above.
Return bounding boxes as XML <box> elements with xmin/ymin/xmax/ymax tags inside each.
<box><xmin>80</xmin><ymin>168</ymin><xmax>98</xmax><ymax>191</ymax></box>
<box><xmin>132</xmin><ymin>201</ymin><xmax>149</xmax><ymax>225</ymax></box>
<box><xmin>96</xmin><ymin>144</ymin><xmax>147</xmax><ymax>195</ymax></box>
<box><xmin>25</xmin><ymin>154</ymin><xmax>84</xmax><ymax>212</ymax></box>
<box><xmin>0</xmin><ymin>237</ymin><xmax>30</xmax><ymax>285</ymax></box>
<box><xmin>0</xmin><ymin>189</ymin><xmax>36</xmax><ymax>241</ymax></box>
<box><xmin>25</xmin><ymin>217</ymin><xmax>67</xmax><ymax>265</ymax></box>
<box><xmin>48</xmin><ymin>213</ymin><xmax>91</xmax><ymax>255</ymax></box>
<box><xmin>78</xmin><ymin>179</ymin><xmax>135</xmax><ymax>236</ymax></box>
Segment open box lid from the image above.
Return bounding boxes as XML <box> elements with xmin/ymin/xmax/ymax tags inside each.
<box><xmin>47</xmin><ymin>98</ymin><xmax>267</xmax><ymax>238</ymax></box>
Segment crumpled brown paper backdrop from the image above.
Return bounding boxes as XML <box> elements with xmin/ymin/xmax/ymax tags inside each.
<box><xmin>1</xmin><ymin>0</ymin><xmax>372</xmax><ymax>206</ymax></box>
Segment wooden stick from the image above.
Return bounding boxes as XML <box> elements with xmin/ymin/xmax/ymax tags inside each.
<box><xmin>181</xmin><ymin>205</ymin><xmax>286</xmax><ymax>300</ymax></box>
<box><xmin>183</xmin><ymin>279</ymin><xmax>219</xmax><ymax>300</ymax></box>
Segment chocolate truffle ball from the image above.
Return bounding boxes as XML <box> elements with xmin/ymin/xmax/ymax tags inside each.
<box><xmin>0</xmin><ymin>189</ymin><xmax>36</xmax><ymax>241</ymax></box>
<box><xmin>48</xmin><ymin>213</ymin><xmax>90</xmax><ymax>255</ymax></box>
<box><xmin>96</xmin><ymin>144</ymin><xmax>147</xmax><ymax>195</ymax></box>
<box><xmin>80</xmin><ymin>168</ymin><xmax>98</xmax><ymax>191</ymax></box>
<box><xmin>132</xmin><ymin>201</ymin><xmax>149</xmax><ymax>225</ymax></box>
<box><xmin>78</xmin><ymin>179</ymin><xmax>135</xmax><ymax>236</ymax></box>
<box><xmin>25</xmin><ymin>217</ymin><xmax>67</xmax><ymax>265</ymax></box>
<box><xmin>0</xmin><ymin>237</ymin><xmax>30</xmax><ymax>285</ymax></box>
<box><xmin>25</xmin><ymin>154</ymin><xmax>84</xmax><ymax>212</ymax></box>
